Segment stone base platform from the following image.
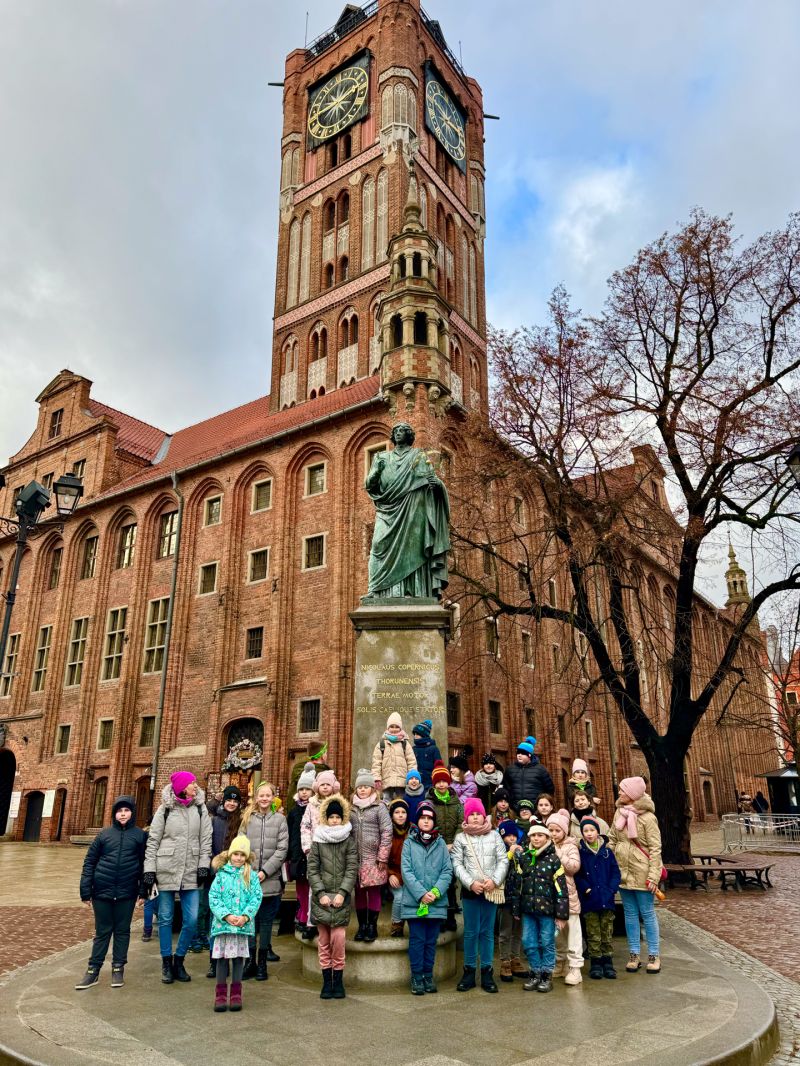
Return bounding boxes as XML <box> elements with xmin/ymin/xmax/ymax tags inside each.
<box><xmin>297</xmin><ymin>923</ymin><xmax>460</xmax><ymax>986</ymax></box>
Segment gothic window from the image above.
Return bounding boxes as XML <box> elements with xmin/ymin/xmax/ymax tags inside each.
<box><xmin>339</xmin><ymin>310</ymin><xmax>359</xmax><ymax>349</ymax></box>
<box><xmin>291</xmin><ymin>147</ymin><xmax>300</xmax><ymax>186</ymax></box>
<box><xmin>381</xmin><ymin>85</ymin><xmax>392</xmax><ymax>129</ymax></box>
<box><xmin>391</xmin><ymin>314</ymin><xmax>403</xmax><ymax>349</ymax></box>
<box><xmin>286</xmin><ymin>218</ymin><xmax>300</xmax><ymax>309</ymax></box>
<box><xmin>413</xmin><ymin>312</ymin><xmax>427</xmax><ymax>345</ymax></box>
<box><xmin>310</xmin><ymin>323</ymin><xmax>327</xmax><ymax>361</ymax></box>
<box><xmin>299</xmin><ymin>213</ymin><xmax>311</xmax><ymax>302</ymax></box>
<box><xmin>469</xmin><ymin>243</ymin><xmax>478</xmax><ymax>324</ymax></box>
<box><xmin>338</xmin><ymin>191</ymin><xmax>350</xmax><ymax>224</ymax></box>
<box><xmin>324</xmin><ymin>263</ymin><xmax>334</xmax><ymax>289</ymax></box>
<box><xmin>461</xmin><ymin>233</ymin><xmax>469</xmax><ymax>313</ymax></box>
<box><xmin>342</xmin><ymin>132</ymin><xmax>352</xmax><ymax>161</ymax></box>
<box><xmin>412</xmin><ymin>252</ymin><xmax>422</xmax><ymax>277</ymax></box>
<box><xmin>280</xmin><ymin>151</ymin><xmax>292</xmax><ymax>191</ymax></box>
<box><xmin>376</xmin><ymin>170</ymin><xmax>388</xmax><ymax>263</ymax></box>
<box><xmin>338</xmin><ymin>256</ymin><xmax>349</xmax><ymax>282</ymax></box>
<box><xmin>394</xmin><ymin>83</ymin><xmax>408</xmax><ymax>126</ymax></box>
<box><xmin>445</xmin><ymin>215</ymin><xmax>455</xmax><ymax>303</ymax></box>
<box><xmin>329</xmin><ymin>140</ymin><xmax>338</xmax><ymax>169</ymax></box>
<box><xmin>361</xmin><ymin>177</ymin><xmax>375</xmax><ymax>271</ymax></box>
<box><xmin>323</xmin><ymin>200</ymin><xmax>335</xmax><ymax>232</ymax></box>
<box><xmin>282</xmin><ymin>336</ymin><xmax>298</xmax><ymax>373</ymax></box>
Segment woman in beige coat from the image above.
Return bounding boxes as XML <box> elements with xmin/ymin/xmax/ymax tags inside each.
<box><xmin>371</xmin><ymin>712</ymin><xmax>417</xmax><ymax>801</ymax></box>
<box><xmin>607</xmin><ymin>776</ymin><xmax>662</xmax><ymax>975</ymax></box>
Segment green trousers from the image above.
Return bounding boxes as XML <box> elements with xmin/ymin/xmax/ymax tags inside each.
<box><xmin>585</xmin><ymin>909</ymin><xmax>614</xmax><ymax>957</ymax></box>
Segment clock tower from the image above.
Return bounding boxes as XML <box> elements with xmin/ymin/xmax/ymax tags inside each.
<box><xmin>270</xmin><ymin>0</ymin><xmax>487</xmax><ymax>439</ymax></box>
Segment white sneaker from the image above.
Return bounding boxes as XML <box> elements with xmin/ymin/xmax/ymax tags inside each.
<box><xmin>564</xmin><ymin>967</ymin><xmax>583</xmax><ymax>986</ymax></box>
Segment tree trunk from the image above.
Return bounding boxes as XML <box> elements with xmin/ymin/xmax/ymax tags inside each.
<box><xmin>643</xmin><ymin>742</ymin><xmax>693</xmax><ymax>864</ymax></box>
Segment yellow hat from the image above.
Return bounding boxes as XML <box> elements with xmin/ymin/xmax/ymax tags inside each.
<box><xmin>229</xmin><ymin>835</ymin><xmax>251</xmax><ymax>858</ymax></box>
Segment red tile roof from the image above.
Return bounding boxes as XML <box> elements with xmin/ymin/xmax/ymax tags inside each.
<box><xmin>87</xmin><ymin>400</ymin><xmax>167</xmax><ymax>462</ymax></box>
<box><xmin>92</xmin><ymin>375</ymin><xmax>382</xmax><ymax>503</ymax></box>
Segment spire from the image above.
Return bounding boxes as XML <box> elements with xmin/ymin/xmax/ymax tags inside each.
<box><xmin>402</xmin><ymin>162</ymin><xmax>423</xmax><ymax>234</ymax></box>
<box><xmin>725</xmin><ymin>538</ymin><xmax>751</xmax><ymax>607</ymax></box>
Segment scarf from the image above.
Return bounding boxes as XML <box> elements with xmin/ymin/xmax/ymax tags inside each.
<box><xmin>570</xmin><ymin>779</ymin><xmax>587</xmax><ymax>791</ymax></box>
<box><xmin>313</xmin><ymin>822</ymin><xmax>353</xmax><ymax>844</ymax></box>
<box><xmin>384</xmin><ymin>730</ymin><xmax>407</xmax><ymax>743</ymax></box>
<box><xmin>393</xmin><ymin>824</ymin><xmax>409</xmax><ymax>840</ymax></box>
<box><xmin>352</xmin><ymin>793</ymin><xmax>377</xmax><ymax>809</ymax></box>
<box><xmin>461</xmin><ymin>816</ymin><xmax>494</xmax><ymax>836</ymax></box>
<box><xmin>174</xmin><ymin>793</ymin><xmax>193</xmax><ymax>808</ymax></box>
<box><xmin>417</xmin><ymin>827</ymin><xmax>438</xmax><ymax>846</ymax></box>
<box><xmin>433</xmin><ymin>788</ymin><xmax>452</xmax><ymax>804</ymax></box>
<box><xmin>475</xmin><ymin>769</ymin><xmax>503</xmax><ymax>788</ymax></box>
<box><xmin>405</xmin><ymin>782</ymin><xmax>425</xmax><ymax>797</ymax></box>
<box><xmin>614</xmin><ymin>803</ymin><xmax>640</xmax><ymax>839</ymax></box>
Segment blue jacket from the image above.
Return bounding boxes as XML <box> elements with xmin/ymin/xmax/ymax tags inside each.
<box><xmin>412</xmin><ymin>737</ymin><xmax>442</xmax><ymax>791</ymax></box>
<box><xmin>208</xmin><ymin>860</ymin><xmax>264</xmax><ymax>939</ymax></box>
<box><xmin>575</xmin><ymin>838</ymin><xmax>622</xmax><ymax>913</ymax></box>
<box><xmin>403</xmin><ymin>787</ymin><xmax>427</xmax><ymax>825</ymax></box>
<box><xmin>399</xmin><ymin>827</ymin><xmax>452</xmax><ymax>921</ymax></box>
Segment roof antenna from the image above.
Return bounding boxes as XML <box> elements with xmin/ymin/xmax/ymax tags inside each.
<box><xmin>459</xmin><ymin>40</ymin><xmax>463</xmax><ymax>67</ymax></box>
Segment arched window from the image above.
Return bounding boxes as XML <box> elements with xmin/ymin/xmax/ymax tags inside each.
<box><xmin>412</xmin><ymin>252</ymin><xmax>422</xmax><ymax>277</ymax></box>
<box><xmin>408</xmin><ymin>89</ymin><xmax>417</xmax><ymax>133</ymax></box>
<box><xmin>394</xmin><ymin>83</ymin><xmax>408</xmax><ymax>126</ymax></box>
<box><xmin>323</xmin><ymin>201</ymin><xmax>335</xmax><ymax>233</ymax></box>
<box><xmin>413</xmin><ymin>311</ymin><xmax>427</xmax><ymax>345</ymax></box>
<box><xmin>342</xmin><ymin>133</ymin><xmax>352</xmax><ymax>161</ymax></box>
<box><xmin>339</xmin><ymin>256</ymin><xmax>349</xmax><ymax>282</ymax></box>
<box><xmin>399</xmin><ymin>255</ymin><xmax>407</xmax><ymax>279</ymax></box>
<box><xmin>282</xmin><ymin>335</ymin><xmax>298</xmax><ymax>373</ymax></box>
<box><xmin>299</xmin><ymin>213</ymin><xmax>311</xmax><ymax>303</ymax></box>
<box><xmin>361</xmin><ymin>177</ymin><xmax>375</xmax><ymax>271</ymax></box>
<box><xmin>286</xmin><ymin>218</ymin><xmax>300</xmax><ymax>309</ymax></box>
<box><xmin>280</xmin><ymin>151</ymin><xmax>292</xmax><ymax>191</ymax></box>
<box><xmin>391</xmin><ymin>314</ymin><xmax>403</xmax><ymax>349</ymax></box>
<box><xmin>329</xmin><ymin>140</ymin><xmax>338</xmax><ymax>169</ymax></box>
<box><xmin>419</xmin><ymin>184</ymin><xmax>428</xmax><ymax>230</ymax></box>
<box><xmin>291</xmin><ymin>147</ymin><xmax>300</xmax><ymax>186</ymax></box>
<box><xmin>461</xmin><ymin>234</ymin><xmax>469</xmax><ymax>314</ymax></box>
<box><xmin>469</xmin><ymin>243</ymin><xmax>477</xmax><ymax>323</ymax></box>
<box><xmin>339</xmin><ymin>309</ymin><xmax>359</xmax><ymax>349</ymax></box>
<box><xmin>376</xmin><ymin>170</ymin><xmax>388</xmax><ymax>263</ymax></box>
<box><xmin>339</xmin><ymin>191</ymin><xmax>350</xmax><ymax>224</ymax></box>
<box><xmin>445</xmin><ymin>215</ymin><xmax>455</xmax><ymax>302</ymax></box>
<box><xmin>381</xmin><ymin>85</ymin><xmax>392</xmax><ymax>129</ymax></box>
<box><xmin>470</xmin><ymin>174</ymin><xmax>479</xmax><ymax>213</ymax></box>
<box><xmin>324</xmin><ymin>263</ymin><xmax>334</xmax><ymax>289</ymax></box>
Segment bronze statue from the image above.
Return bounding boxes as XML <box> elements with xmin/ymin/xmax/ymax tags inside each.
<box><xmin>365</xmin><ymin>423</ymin><xmax>450</xmax><ymax>600</ymax></box>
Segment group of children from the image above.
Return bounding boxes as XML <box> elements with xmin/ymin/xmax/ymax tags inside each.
<box><xmin>77</xmin><ymin>725</ymin><xmax>663</xmax><ymax>1011</ymax></box>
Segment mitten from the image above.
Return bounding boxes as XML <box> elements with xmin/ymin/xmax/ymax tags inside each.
<box><xmin>197</xmin><ymin>867</ymin><xmax>210</xmax><ymax>884</ymax></box>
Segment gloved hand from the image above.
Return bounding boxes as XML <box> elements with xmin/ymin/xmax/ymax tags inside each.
<box><xmin>197</xmin><ymin>867</ymin><xmax>210</xmax><ymax>885</ymax></box>
<box><xmin>142</xmin><ymin>871</ymin><xmax>156</xmax><ymax>888</ymax></box>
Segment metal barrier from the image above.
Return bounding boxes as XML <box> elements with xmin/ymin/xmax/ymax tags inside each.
<box><xmin>721</xmin><ymin>812</ymin><xmax>800</xmax><ymax>852</ymax></box>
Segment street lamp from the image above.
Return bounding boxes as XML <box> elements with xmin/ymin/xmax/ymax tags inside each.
<box><xmin>0</xmin><ymin>475</ymin><xmax>83</xmax><ymax>689</ymax></box>
<box><xmin>787</xmin><ymin>444</ymin><xmax>800</xmax><ymax>489</ymax></box>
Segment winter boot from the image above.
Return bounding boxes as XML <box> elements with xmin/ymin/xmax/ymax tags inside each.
<box><xmin>141</xmin><ymin>928</ymin><xmax>152</xmax><ymax>942</ymax></box>
<box><xmin>626</xmin><ymin>952</ymin><xmax>641</xmax><ymax>972</ymax></box>
<box><xmin>423</xmin><ymin>973</ymin><xmax>437</xmax><ymax>993</ymax></box>
<box><xmin>214</xmin><ymin>983</ymin><xmax>228</xmax><ymax>1012</ymax></box>
<box><xmin>206</xmin><ymin>953</ymin><xmax>216</xmax><ymax>979</ymax></box>
<box><xmin>75</xmin><ymin>966</ymin><xmax>100</xmax><ymax>990</ymax></box>
<box><xmin>564</xmin><ymin>967</ymin><xmax>583</xmax><ymax>986</ymax></box>
<box><xmin>589</xmin><ymin>956</ymin><xmax>604</xmax><ymax>980</ymax></box>
<box><xmin>332</xmin><ymin>969</ymin><xmax>346</xmax><ymax>999</ymax></box>
<box><xmin>646</xmin><ymin>954</ymin><xmax>661</xmax><ymax>974</ymax></box>
<box><xmin>363</xmin><ymin>910</ymin><xmax>380</xmax><ymax>942</ymax></box>
<box><xmin>265</xmin><ymin>944</ymin><xmax>280</xmax><ymax>962</ymax></box>
<box><xmin>320</xmin><ymin>968</ymin><xmax>334</xmax><ymax>1000</ymax></box>
<box><xmin>536</xmin><ymin>971</ymin><xmax>553</xmax><ymax>993</ymax></box>
<box><xmin>410</xmin><ymin>973</ymin><xmax>426</xmax><ymax>995</ymax></box>
<box><xmin>110</xmin><ymin>964</ymin><xmax>124</xmax><ymax>988</ymax></box>
<box><xmin>602</xmin><ymin>955</ymin><xmax>617</xmax><ymax>979</ymax></box>
<box><xmin>390</xmin><ymin>921</ymin><xmax>405</xmax><ymax>938</ymax></box>
<box><xmin>229</xmin><ymin>981</ymin><xmax>243</xmax><ymax>1011</ymax></box>
<box><xmin>480</xmin><ymin>966</ymin><xmax>498</xmax><ymax>993</ymax></box>
<box><xmin>354</xmin><ymin>909</ymin><xmax>369</xmax><ymax>942</ymax></box>
<box><xmin>523</xmin><ymin>971</ymin><xmax>542</xmax><ymax>991</ymax></box>
<box><xmin>457</xmin><ymin>965</ymin><xmax>477</xmax><ymax>991</ymax></box>
<box><xmin>500</xmin><ymin>958</ymin><xmax>514</xmax><ymax>982</ymax></box>
<box><xmin>242</xmin><ymin>955</ymin><xmax>258</xmax><ymax>981</ymax></box>
<box><xmin>161</xmin><ymin>957</ymin><xmax>174</xmax><ymax>984</ymax></box>
<box><xmin>511</xmin><ymin>956</ymin><xmax>529</xmax><ymax>979</ymax></box>
<box><xmin>172</xmin><ymin>955</ymin><xmax>191</xmax><ymax>982</ymax></box>
<box><xmin>255</xmin><ymin>949</ymin><xmax>269</xmax><ymax>981</ymax></box>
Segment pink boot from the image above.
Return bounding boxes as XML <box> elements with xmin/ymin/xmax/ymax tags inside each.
<box><xmin>214</xmin><ymin>983</ymin><xmax>228</xmax><ymax>1012</ymax></box>
<box><xmin>229</xmin><ymin>981</ymin><xmax>243</xmax><ymax>1011</ymax></box>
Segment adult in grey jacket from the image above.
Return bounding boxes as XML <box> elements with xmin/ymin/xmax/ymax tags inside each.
<box><xmin>143</xmin><ymin>771</ymin><xmax>212</xmax><ymax>984</ymax></box>
<box><xmin>450</xmin><ymin>798</ymin><xmax>508</xmax><ymax>991</ymax></box>
<box><xmin>240</xmin><ymin>781</ymin><xmax>289</xmax><ymax>978</ymax></box>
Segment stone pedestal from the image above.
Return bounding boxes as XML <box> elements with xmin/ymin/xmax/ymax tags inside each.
<box><xmin>348</xmin><ymin>602</ymin><xmax>451</xmax><ymax>780</ymax></box>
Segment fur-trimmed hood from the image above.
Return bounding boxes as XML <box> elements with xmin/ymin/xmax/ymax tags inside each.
<box><xmin>319</xmin><ymin>792</ymin><xmax>351</xmax><ymax>826</ymax></box>
<box><xmin>160</xmin><ymin>783</ymin><xmax>206</xmax><ymax>809</ymax></box>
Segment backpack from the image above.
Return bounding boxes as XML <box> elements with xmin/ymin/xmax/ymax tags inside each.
<box><xmin>379</xmin><ymin>738</ymin><xmax>408</xmax><ymax>754</ymax></box>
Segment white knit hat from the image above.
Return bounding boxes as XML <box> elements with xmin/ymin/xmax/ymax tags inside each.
<box><xmin>297</xmin><ymin>761</ymin><xmax>317</xmax><ymax>791</ymax></box>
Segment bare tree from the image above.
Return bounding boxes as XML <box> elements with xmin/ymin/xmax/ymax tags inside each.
<box><xmin>448</xmin><ymin>210</ymin><xmax>800</xmax><ymax>862</ymax></box>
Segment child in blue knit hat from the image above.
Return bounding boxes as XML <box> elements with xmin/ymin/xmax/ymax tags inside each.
<box><xmin>411</xmin><ymin>719</ymin><xmax>443</xmax><ymax>791</ymax></box>
<box><xmin>497</xmin><ymin>819</ymin><xmax>527</xmax><ymax>981</ymax></box>
<box><xmin>403</xmin><ymin>769</ymin><xmax>427</xmax><ymax>824</ymax></box>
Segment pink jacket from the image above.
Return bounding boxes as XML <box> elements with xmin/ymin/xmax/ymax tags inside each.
<box><xmin>300</xmin><ymin>795</ymin><xmax>324</xmax><ymax>855</ymax></box>
<box><xmin>554</xmin><ymin>835</ymin><xmax>581</xmax><ymax>915</ymax></box>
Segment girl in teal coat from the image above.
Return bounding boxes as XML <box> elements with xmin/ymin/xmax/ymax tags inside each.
<box><xmin>208</xmin><ymin>835</ymin><xmax>263</xmax><ymax>1013</ymax></box>
<box><xmin>400</xmin><ymin>800</ymin><xmax>453</xmax><ymax>995</ymax></box>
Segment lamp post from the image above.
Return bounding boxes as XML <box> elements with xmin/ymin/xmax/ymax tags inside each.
<box><xmin>0</xmin><ymin>474</ymin><xmax>83</xmax><ymax>688</ymax></box>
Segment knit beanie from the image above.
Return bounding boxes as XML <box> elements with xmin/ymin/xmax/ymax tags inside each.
<box><xmin>326</xmin><ymin>798</ymin><xmax>345</xmax><ymax>820</ymax></box>
<box><xmin>355</xmin><ymin>767</ymin><xmax>376</xmax><ymax>790</ymax></box>
<box><xmin>170</xmin><ymin>770</ymin><xmax>196</xmax><ymax>795</ymax></box>
<box><xmin>412</xmin><ymin>719</ymin><xmax>432</xmax><ymax>738</ymax></box>
<box><xmin>406</xmin><ymin>769</ymin><xmax>422</xmax><ymax>784</ymax></box>
<box><xmin>386</xmin><ymin>712</ymin><xmax>403</xmax><ymax>729</ymax></box>
<box><xmin>463</xmin><ymin>797</ymin><xmax>486</xmax><ymax>821</ymax></box>
<box><xmin>313</xmin><ymin>768</ymin><xmax>341</xmax><ymax>794</ymax></box>
<box><xmin>546</xmin><ymin>808</ymin><xmax>571</xmax><ymax>838</ymax></box>
<box><xmin>222</xmin><ymin>785</ymin><xmax>242</xmax><ymax>804</ymax></box>
<box><xmin>517</xmin><ymin>799</ymin><xmax>534</xmax><ymax>813</ymax></box>
<box><xmin>492</xmin><ymin>787</ymin><xmax>511</xmax><ymax>805</ymax></box>
<box><xmin>415</xmin><ymin>800</ymin><xmax>436</xmax><ymax>823</ymax></box>
<box><xmin>228</xmin><ymin>834</ymin><xmax>251</xmax><ymax>857</ymax></box>
<box><xmin>297</xmin><ymin>761</ymin><xmax>317</xmax><ymax>791</ymax></box>
<box><xmin>449</xmin><ymin>754</ymin><xmax>469</xmax><ymax>773</ymax></box>
<box><xmin>499</xmin><ymin>819</ymin><xmax>523</xmax><ymax>841</ymax></box>
<box><xmin>431</xmin><ymin>761</ymin><xmax>451</xmax><ymax>787</ymax></box>
<box><xmin>389</xmin><ymin>797</ymin><xmax>410</xmax><ymax>819</ymax></box>
<box><xmin>580</xmin><ymin>815</ymin><xmax>601</xmax><ymax>834</ymax></box>
<box><xmin>528</xmin><ymin>822</ymin><xmax>552</xmax><ymax>839</ymax></box>
<box><xmin>517</xmin><ymin>736</ymin><xmax>537</xmax><ymax>756</ymax></box>
<box><xmin>619</xmin><ymin>776</ymin><xmax>647</xmax><ymax>802</ymax></box>
<box><xmin>571</xmin><ymin>758</ymin><xmax>589</xmax><ymax>775</ymax></box>
<box><xmin>481</xmin><ymin>753</ymin><xmax>497</xmax><ymax>768</ymax></box>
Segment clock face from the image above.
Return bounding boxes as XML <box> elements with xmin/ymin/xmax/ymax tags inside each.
<box><xmin>308</xmin><ymin>64</ymin><xmax>369</xmax><ymax>144</ymax></box>
<box><xmin>425</xmin><ymin>76</ymin><xmax>466</xmax><ymax>168</ymax></box>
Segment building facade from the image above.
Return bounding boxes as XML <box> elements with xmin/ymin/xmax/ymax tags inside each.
<box><xmin>0</xmin><ymin>0</ymin><xmax>779</xmax><ymax>842</ymax></box>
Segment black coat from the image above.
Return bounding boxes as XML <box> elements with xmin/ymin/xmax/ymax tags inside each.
<box><xmin>79</xmin><ymin>796</ymin><xmax>146</xmax><ymax>901</ymax></box>
<box><xmin>512</xmin><ymin>841</ymin><xmax>569</xmax><ymax>921</ymax></box>
<box><xmin>287</xmin><ymin>801</ymin><xmax>308</xmax><ymax>880</ymax></box>
<box><xmin>502</xmin><ymin>760</ymin><xmax>555</xmax><ymax>810</ymax></box>
<box><xmin>211</xmin><ymin>807</ymin><xmax>241</xmax><ymax>857</ymax></box>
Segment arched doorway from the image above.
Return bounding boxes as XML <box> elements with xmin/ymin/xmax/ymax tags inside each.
<box><xmin>0</xmin><ymin>749</ymin><xmax>16</xmax><ymax>835</ymax></box>
<box><xmin>51</xmin><ymin>788</ymin><xmax>68</xmax><ymax>841</ymax></box>
<box><xmin>23</xmin><ymin>791</ymin><xmax>44</xmax><ymax>842</ymax></box>
<box><xmin>702</xmin><ymin>779</ymin><xmax>715</xmax><ymax>816</ymax></box>
<box><xmin>222</xmin><ymin>718</ymin><xmax>264</xmax><ymax>799</ymax></box>
<box><xmin>135</xmin><ymin>777</ymin><xmax>153</xmax><ymax>827</ymax></box>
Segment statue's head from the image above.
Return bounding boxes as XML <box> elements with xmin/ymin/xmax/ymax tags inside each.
<box><xmin>391</xmin><ymin>422</ymin><xmax>416</xmax><ymax>446</ymax></box>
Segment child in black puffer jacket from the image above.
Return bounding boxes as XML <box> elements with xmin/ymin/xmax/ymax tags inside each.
<box><xmin>513</xmin><ymin>823</ymin><xmax>568</xmax><ymax>993</ymax></box>
<box><xmin>76</xmin><ymin>796</ymin><xmax>146</xmax><ymax>991</ymax></box>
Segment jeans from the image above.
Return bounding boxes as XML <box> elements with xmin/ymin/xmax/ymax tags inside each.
<box><xmin>391</xmin><ymin>885</ymin><xmax>403</xmax><ymax>922</ymax></box>
<box><xmin>88</xmin><ymin>898</ymin><xmax>138</xmax><ymax>968</ymax></box>
<box><xmin>585</xmin><ymin>909</ymin><xmax>615</xmax><ymax>957</ymax></box>
<box><xmin>157</xmin><ymin>888</ymin><xmax>200</xmax><ymax>958</ymax></box>
<box><xmin>407</xmin><ymin>918</ymin><xmax>441</xmax><ymax>975</ymax></box>
<box><xmin>143</xmin><ymin>895</ymin><xmax>159</xmax><ymax>933</ymax></box>
<box><xmin>620</xmin><ymin>888</ymin><xmax>660</xmax><ymax>955</ymax></box>
<box><xmin>521</xmin><ymin>913</ymin><xmax>556</xmax><ymax>973</ymax></box>
<box><xmin>461</xmin><ymin>896</ymin><xmax>497</xmax><ymax>969</ymax></box>
<box><xmin>498</xmin><ymin>907</ymin><xmax>521</xmax><ymax>960</ymax></box>
<box><xmin>255</xmin><ymin>894</ymin><xmax>282</xmax><ymax>950</ymax></box>
<box><xmin>555</xmin><ymin>912</ymin><xmax>584</xmax><ymax>968</ymax></box>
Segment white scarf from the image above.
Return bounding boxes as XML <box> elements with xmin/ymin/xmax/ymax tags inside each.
<box><xmin>313</xmin><ymin>822</ymin><xmax>353</xmax><ymax>844</ymax></box>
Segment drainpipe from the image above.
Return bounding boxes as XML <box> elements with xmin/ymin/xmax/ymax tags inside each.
<box><xmin>149</xmin><ymin>472</ymin><xmax>184</xmax><ymax>796</ymax></box>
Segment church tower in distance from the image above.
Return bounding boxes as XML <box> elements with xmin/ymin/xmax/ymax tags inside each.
<box><xmin>270</xmin><ymin>0</ymin><xmax>488</xmax><ymax>450</ymax></box>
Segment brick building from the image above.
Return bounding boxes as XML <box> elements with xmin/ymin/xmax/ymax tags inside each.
<box><xmin>0</xmin><ymin>0</ymin><xmax>779</xmax><ymax>842</ymax></box>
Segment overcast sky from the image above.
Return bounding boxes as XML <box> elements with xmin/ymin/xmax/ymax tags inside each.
<box><xmin>2</xmin><ymin>0</ymin><xmax>799</xmax><ymax>603</ymax></box>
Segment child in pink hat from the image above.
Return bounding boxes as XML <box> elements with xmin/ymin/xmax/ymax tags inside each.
<box><xmin>546</xmin><ymin>809</ymin><xmax>583</xmax><ymax>985</ymax></box>
<box><xmin>566</xmin><ymin>758</ymin><xmax>601</xmax><ymax>808</ymax></box>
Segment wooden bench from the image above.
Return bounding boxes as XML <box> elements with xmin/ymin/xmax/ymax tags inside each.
<box><xmin>665</xmin><ymin>858</ymin><xmax>776</xmax><ymax>892</ymax></box>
